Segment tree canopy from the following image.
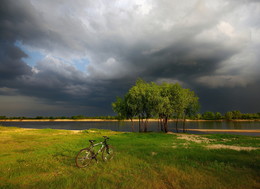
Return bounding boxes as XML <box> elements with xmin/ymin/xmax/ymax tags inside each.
<box><xmin>112</xmin><ymin>79</ymin><xmax>200</xmax><ymax>132</ymax></box>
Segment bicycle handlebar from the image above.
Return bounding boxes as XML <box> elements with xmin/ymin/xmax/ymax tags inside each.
<box><xmin>88</xmin><ymin>136</ymin><xmax>109</xmax><ymax>145</ymax></box>
<box><xmin>103</xmin><ymin>136</ymin><xmax>109</xmax><ymax>139</ymax></box>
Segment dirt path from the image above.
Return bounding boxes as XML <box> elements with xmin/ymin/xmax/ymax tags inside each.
<box><xmin>175</xmin><ymin>134</ymin><xmax>259</xmax><ymax>151</ymax></box>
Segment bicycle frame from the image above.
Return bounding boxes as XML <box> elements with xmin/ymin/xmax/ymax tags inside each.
<box><xmin>91</xmin><ymin>142</ymin><xmax>105</xmax><ymax>156</ymax></box>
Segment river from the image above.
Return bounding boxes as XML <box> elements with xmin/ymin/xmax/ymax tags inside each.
<box><xmin>1</xmin><ymin>120</ymin><xmax>259</xmax><ymax>136</ymax></box>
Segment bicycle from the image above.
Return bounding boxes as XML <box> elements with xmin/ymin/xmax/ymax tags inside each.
<box><xmin>75</xmin><ymin>136</ymin><xmax>114</xmax><ymax>168</ymax></box>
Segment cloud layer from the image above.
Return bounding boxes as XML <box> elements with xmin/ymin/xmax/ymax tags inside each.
<box><xmin>0</xmin><ymin>0</ymin><xmax>260</xmax><ymax>116</ymax></box>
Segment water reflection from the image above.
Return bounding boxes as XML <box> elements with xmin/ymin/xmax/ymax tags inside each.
<box><xmin>1</xmin><ymin>120</ymin><xmax>259</xmax><ymax>133</ymax></box>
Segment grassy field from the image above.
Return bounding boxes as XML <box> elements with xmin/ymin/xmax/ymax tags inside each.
<box><xmin>0</xmin><ymin>126</ymin><xmax>259</xmax><ymax>189</ymax></box>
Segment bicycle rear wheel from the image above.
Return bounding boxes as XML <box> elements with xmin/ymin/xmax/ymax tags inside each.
<box><xmin>102</xmin><ymin>145</ymin><xmax>114</xmax><ymax>161</ymax></box>
<box><xmin>75</xmin><ymin>148</ymin><xmax>93</xmax><ymax>168</ymax></box>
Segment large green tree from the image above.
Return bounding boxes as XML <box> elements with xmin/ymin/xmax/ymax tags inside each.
<box><xmin>112</xmin><ymin>79</ymin><xmax>200</xmax><ymax>133</ymax></box>
<box><xmin>157</xmin><ymin>82</ymin><xmax>177</xmax><ymax>133</ymax></box>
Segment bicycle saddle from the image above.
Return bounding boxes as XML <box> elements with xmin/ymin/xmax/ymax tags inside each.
<box><xmin>89</xmin><ymin>140</ymin><xmax>95</xmax><ymax>143</ymax></box>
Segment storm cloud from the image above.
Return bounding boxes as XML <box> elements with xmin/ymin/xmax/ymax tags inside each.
<box><xmin>0</xmin><ymin>0</ymin><xmax>259</xmax><ymax>116</ymax></box>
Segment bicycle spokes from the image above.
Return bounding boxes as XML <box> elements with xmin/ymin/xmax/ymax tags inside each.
<box><xmin>75</xmin><ymin>149</ymin><xmax>93</xmax><ymax>168</ymax></box>
<box><xmin>102</xmin><ymin>146</ymin><xmax>114</xmax><ymax>161</ymax></box>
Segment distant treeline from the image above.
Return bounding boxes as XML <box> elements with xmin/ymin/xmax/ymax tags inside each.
<box><xmin>1</xmin><ymin>111</ymin><xmax>260</xmax><ymax>121</ymax></box>
<box><xmin>194</xmin><ymin>110</ymin><xmax>260</xmax><ymax>120</ymax></box>
<box><xmin>0</xmin><ymin>115</ymin><xmax>117</xmax><ymax>120</ymax></box>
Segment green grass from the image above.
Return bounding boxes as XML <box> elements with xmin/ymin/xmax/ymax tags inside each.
<box><xmin>203</xmin><ymin>134</ymin><xmax>260</xmax><ymax>147</ymax></box>
<box><xmin>0</xmin><ymin>126</ymin><xmax>259</xmax><ymax>189</ymax></box>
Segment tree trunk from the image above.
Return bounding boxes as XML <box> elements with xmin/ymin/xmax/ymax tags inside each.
<box><xmin>164</xmin><ymin>117</ymin><xmax>168</xmax><ymax>133</ymax></box>
<box><xmin>138</xmin><ymin>115</ymin><xmax>141</xmax><ymax>132</ymax></box>
<box><xmin>175</xmin><ymin>117</ymin><xmax>179</xmax><ymax>133</ymax></box>
<box><xmin>131</xmin><ymin>118</ymin><xmax>134</xmax><ymax>132</ymax></box>
<box><xmin>140</xmin><ymin>117</ymin><xmax>144</xmax><ymax>132</ymax></box>
<box><xmin>144</xmin><ymin>119</ymin><xmax>148</xmax><ymax>132</ymax></box>
<box><xmin>182</xmin><ymin>115</ymin><xmax>186</xmax><ymax>133</ymax></box>
<box><xmin>160</xmin><ymin>118</ymin><xmax>164</xmax><ymax>132</ymax></box>
<box><xmin>157</xmin><ymin>118</ymin><xmax>160</xmax><ymax>132</ymax></box>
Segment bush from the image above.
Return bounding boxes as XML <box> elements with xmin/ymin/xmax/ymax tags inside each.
<box><xmin>202</xmin><ymin>111</ymin><xmax>215</xmax><ymax>120</ymax></box>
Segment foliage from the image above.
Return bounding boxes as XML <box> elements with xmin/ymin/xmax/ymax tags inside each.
<box><xmin>215</xmin><ymin>112</ymin><xmax>223</xmax><ymax>120</ymax></box>
<box><xmin>0</xmin><ymin>115</ymin><xmax>7</xmax><ymax>119</ymax></box>
<box><xmin>112</xmin><ymin>97</ymin><xmax>127</xmax><ymax>120</ymax></box>
<box><xmin>241</xmin><ymin>113</ymin><xmax>260</xmax><ymax>119</ymax></box>
<box><xmin>202</xmin><ymin>111</ymin><xmax>216</xmax><ymax>120</ymax></box>
<box><xmin>201</xmin><ymin>111</ymin><xmax>227</xmax><ymax>120</ymax></box>
<box><xmin>112</xmin><ymin>79</ymin><xmax>200</xmax><ymax>132</ymax></box>
<box><xmin>225</xmin><ymin>111</ymin><xmax>233</xmax><ymax>120</ymax></box>
<box><xmin>232</xmin><ymin>110</ymin><xmax>242</xmax><ymax>119</ymax></box>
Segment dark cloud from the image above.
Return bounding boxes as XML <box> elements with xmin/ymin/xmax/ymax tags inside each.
<box><xmin>0</xmin><ymin>42</ymin><xmax>32</xmax><ymax>80</ymax></box>
<box><xmin>0</xmin><ymin>0</ymin><xmax>259</xmax><ymax>116</ymax></box>
<box><xmin>196</xmin><ymin>83</ymin><xmax>260</xmax><ymax>113</ymax></box>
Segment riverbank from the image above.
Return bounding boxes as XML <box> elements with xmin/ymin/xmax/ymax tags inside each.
<box><xmin>0</xmin><ymin>119</ymin><xmax>119</xmax><ymax>122</ymax></box>
<box><xmin>0</xmin><ymin>126</ymin><xmax>259</xmax><ymax>189</ymax></box>
<box><xmin>1</xmin><ymin>118</ymin><xmax>260</xmax><ymax>122</ymax></box>
<box><xmin>186</xmin><ymin>129</ymin><xmax>260</xmax><ymax>133</ymax></box>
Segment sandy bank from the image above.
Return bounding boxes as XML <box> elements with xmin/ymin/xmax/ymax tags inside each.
<box><xmin>0</xmin><ymin>119</ymin><xmax>119</xmax><ymax>122</ymax></box>
<box><xmin>186</xmin><ymin>129</ymin><xmax>260</xmax><ymax>133</ymax></box>
<box><xmin>1</xmin><ymin>119</ymin><xmax>260</xmax><ymax>122</ymax></box>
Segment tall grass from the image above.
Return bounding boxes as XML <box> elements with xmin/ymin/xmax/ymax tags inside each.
<box><xmin>0</xmin><ymin>126</ymin><xmax>259</xmax><ymax>189</ymax></box>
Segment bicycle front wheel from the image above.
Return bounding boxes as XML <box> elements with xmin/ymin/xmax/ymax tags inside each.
<box><xmin>102</xmin><ymin>145</ymin><xmax>114</xmax><ymax>161</ymax></box>
<box><xmin>75</xmin><ymin>148</ymin><xmax>93</xmax><ymax>168</ymax></box>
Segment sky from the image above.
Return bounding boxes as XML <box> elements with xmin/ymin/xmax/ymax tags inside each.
<box><xmin>0</xmin><ymin>0</ymin><xmax>260</xmax><ymax>117</ymax></box>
